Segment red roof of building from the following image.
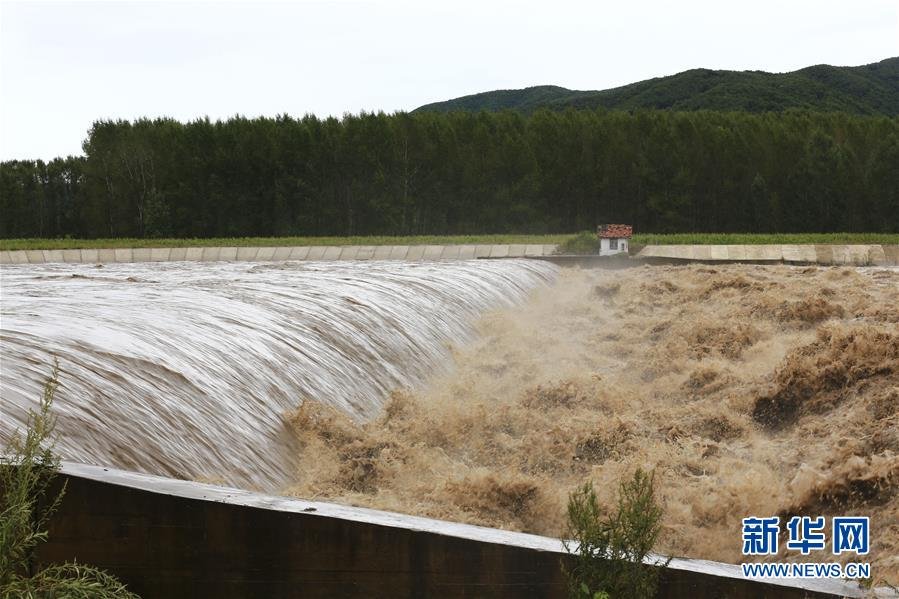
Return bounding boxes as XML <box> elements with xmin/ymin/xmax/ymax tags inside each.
<box><xmin>597</xmin><ymin>224</ymin><xmax>633</xmax><ymax>239</ymax></box>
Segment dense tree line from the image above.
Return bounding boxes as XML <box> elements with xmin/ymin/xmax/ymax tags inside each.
<box><xmin>2</xmin><ymin>109</ymin><xmax>897</xmax><ymax>238</ymax></box>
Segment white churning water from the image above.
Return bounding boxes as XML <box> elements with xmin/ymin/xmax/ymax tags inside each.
<box><xmin>0</xmin><ymin>259</ymin><xmax>557</xmax><ymax>489</ymax></box>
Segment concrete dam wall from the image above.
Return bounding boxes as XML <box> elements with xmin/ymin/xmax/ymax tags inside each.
<box><xmin>35</xmin><ymin>462</ymin><xmax>867</xmax><ymax>599</ymax></box>
<box><xmin>0</xmin><ymin>244</ymin><xmax>557</xmax><ymax>264</ymax></box>
<box><xmin>3</xmin><ymin>243</ymin><xmax>897</xmax><ymax>265</ymax></box>
<box><xmin>636</xmin><ymin>243</ymin><xmax>899</xmax><ymax>265</ymax></box>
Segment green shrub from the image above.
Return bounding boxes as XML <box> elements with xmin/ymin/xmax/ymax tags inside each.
<box><xmin>563</xmin><ymin>469</ymin><xmax>666</xmax><ymax>599</ymax></box>
<box><xmin>0</xmin><ymin>364</ymin><xmax>139</xmax><ymax>599</ymax></box>
<box><xmin>556</xmin><ymin>231</ymin><xmax>600</xmax><ymax>255</ymax></box>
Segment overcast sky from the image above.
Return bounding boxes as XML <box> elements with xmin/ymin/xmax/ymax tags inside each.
<box><xmin>1</xmin><ymin>0</ymin><xmax>897</xmax><ymax>160</ymax></box>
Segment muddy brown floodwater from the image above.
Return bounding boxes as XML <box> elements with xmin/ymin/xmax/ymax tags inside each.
<box><xmin>286</xmin><ymin>264</ymin><xmax>899</xmax><ymax>585</ymax></box>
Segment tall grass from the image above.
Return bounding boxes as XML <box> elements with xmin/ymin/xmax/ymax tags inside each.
<box><xmin>0</xmin><ymin>234</ymin><xmax>566</xmax><ymax>251</ymax></box>
<box><xmin>0</xmin><ymin>364</ymin><xmax>139</xmax><ymax>599</ymax></box>
<box><xmin>555</xmin><ymin>231</ymin><xmax>601</xmax><ymax>255</ymax></box>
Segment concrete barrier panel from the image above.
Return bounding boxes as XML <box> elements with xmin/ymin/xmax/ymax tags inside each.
<box><xmin>709</xmin><ymin>246</ymin><xmax>728</xmax><ymax>260</ymax></box>
<box><xmin>255</xmin><ymin>247</ymin><xmax>276</xmax><ymax>261</ymax></box>
<box><xmin>169</xmin><ymin>247</ymin><xmax>188</xmax><ymax>262</ymax></box>
<box><xmin>781</xmin><ymin>245</ymin><xmax>801</xmax><ymax>262</ymax></box>
<box><xmin>97</xmin><ymin>249</ymin><xmax>116</xmax><ymax>263</ymax></box>
<box><xmin>727</xmin><ymin>245</ymin><xmax>748</xmax><ymax>260</ymax></box>
<box><xmin>741</xmin><ymin>246</ymin><xmax>764</xmax><ymax>261</ymax></box>
<box><xmin>389</xmin><ymin>246</ymin><xmax>410</xmax><ymax>260</ymax></box>
<box><xmin>337</xmin><ymin>245</ymin><xmax>359</xmax><ymax>260</ymax></box>
<box><xmin>354</xmin><ymin>246</ymin><xmax>376</xmax><ymax>260</ymax></box>
<box><xmin>458</xmin><ymin>245</ymin><xmax>477</xmax><ymax>260</ymax></box>
<box><xmin>783</xmin><ymin>245</ymin><xmax>817</xmax><ymax>263</ymax></box>
<box><xmin>869</xmin><ymin>246</ymin><xmax>887</xmax><ymax>266</ymax></box>
<box><xmin>798</xmin><ymin>245</ymin><xmax>818</xmax><ymax>262</ymax></box>
<box><xmin>761</xmin><ymin>246</ymin><xmax>781</xmax><ymax>261</ymax></box>
<box><xmin>25</xmin><ymin>250</ymin><xmax>45</xmax><ymax>264</ymax></box>
<box><xmin>184</xmin><ymin>247</ymin><xmax>204</xmax><ymax>261</ymax></box>
<box><xmin>829</xmin><ymin>245</ymin><xmax>850</xmax><ymax>265</ymax></box>
<box><xmin>845</xmin><ymin>245</ymin><xmax>870</xmax><ymax>265</ymax></box>
<box><xmin>62</xmin><ymin>249</ymin><xmax>82</xmax><ymax>263</ymax></box>
<box><xmin>236</xmin><ymin>247</ymin><xmax>259</xmax><ymax>261</ymax></box>
<box><xmin>813</xmin><ymin>245</ymin><xmax>833</xmax><ymax>264</ymax></box>
<box><xmin>288</xmin><ymin>247</ymin><xmax>311</xmax><ymax>260</ymax></box>
<box><xmin>131</xmin><ymin>248</ymin><xmax>151</xmax><ymax>263</ymax></box>
<box><xmin>882</xmin><ymin>245</ymin><xmax>899</xmax><ymax>265</ymax></box>
<box><xmin>524</xmin><ymin>244</ymin><xmax>543</xmax><ymax>257</ymax></box>
<box><xmin>475</xmin><ymin>245</ymin><xmax>493</xmax><ymax>258</ymax></box>
<box><xmin>43</xmin><ymin>249</ymin><xmax>65</xmax><ymax>263</ymax></box>
<box><xmin>9</xmin><ymin>251</ymin><xmax>29</xmax><ymax>264</ymax></box>
<box><xmin>692</xmin><ymin>246</ymin><xmax>711</xmax><ymax>260</ymax></box>
<box><xmin>489</xmin><ymin>245</ymin><xmax>510</xmax><ymax>258</ymax></box>
<box><xmin>422</xmin><ymin>245</ymin><xmax>444</xmax><ymax>260</ymax></box>
<box><xmin>439</xmin><ymin>246</ymin><xmax>461</xmax><ymax>260</ymax></box>
<box><xmin>645</xmin><ymin>246</ymin><xmax>669</xmax><ymax>258</ymax></box>
<box><xmin>81</xmin><ymin>248</ymin><xmax>100</xmax><ymax>263</ymax></box>
<box><xmin>338</xmin><ymin>246</ymin><xmax>358</xmax><ymax>260</ymax></box>
<box><xmin>150</xmin><ymin>248</ymin><xmax>172</xmax><ymax>262</ymax></box>
<box><xmin>111</xmin><ymin>248</ymin><xmax>130</xmax><ymax>263</ymax></box>
<box><xmin>848</xmin><ymin>245</ymin><xmax>868</xmax><ymax>265</ymax></box>
<box><xmin>543</xmin><ymin>244</ymin><xmax>557</xmax><ymax>256</ymax></box>
<box><xmin>372</xmin><ymin>246</ymin><xmax>394</xmax><ymax>260</ymax></box>
<box><xmin>321</xmin><ymin>246</ymin><xmax>342</xmax><ymax>260</ymax></box>
<box><xmin>405</xmin><ymin>246</ymin><xmax>425</xmax><ymax>261</ymax></box>
<box><xmin>200</xmin><ymin>247</ymin><xmax>220</xmax><ymax>262</ymax></box>
<box><xmin>304</xmin><ymin>246</ymin><xmax>325</xmax><ymax>260</ymax></box>
<box><xmin>507</xmin><ymin>244</ymin><xmax>526</xmax><ymax>257</ymax></box>
<box><xmin>218</xmin><ymin>247</ymin><xmax>238</xmax><ymax>261</ymax></box>
<box><xmin>0</xmin><ymin>251</ymin><xmax>12</xmax><ymax>264</ymax></box>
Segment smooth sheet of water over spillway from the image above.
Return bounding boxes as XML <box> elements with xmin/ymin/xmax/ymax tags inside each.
<box><xmin>0</xmin><ymin>259</ymin><xmax>557</xmax><ymax>489</ymax></box>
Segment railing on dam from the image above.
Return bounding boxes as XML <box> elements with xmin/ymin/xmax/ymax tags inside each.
<box><xmin>30</xmin><ymin>462</ymin><xmax>870</xmax><ymax>599</ymax></box>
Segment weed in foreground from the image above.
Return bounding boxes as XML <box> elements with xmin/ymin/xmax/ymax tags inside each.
<box><xmin>0</xmin><ymin>363</ymin><xmax>139</xmax><ymax>599</ymax></box>
<box><xmin>563</xmin><ymin>469</ymin><xmax>666</xmax><ymax>599</ymax></box>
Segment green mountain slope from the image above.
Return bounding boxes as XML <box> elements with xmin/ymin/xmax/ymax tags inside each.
<box><xmin>414</xmin><ymin>57</ymin><xmax>899</xmax><ymax>115</ymax></box>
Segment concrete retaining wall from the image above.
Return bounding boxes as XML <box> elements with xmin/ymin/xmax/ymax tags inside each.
<box><xmin>637</xmin><ymin>244</ymin><xmax>899</xmax><ymax>265</ymax></box>
<box><xmin>0</xmin><ymin>244</ymin><xmax>558</xmax><ymax>265</ymax></box>
<box><xmin>29</xmin><ymin>462</ymin><xmax>870</xmax><ymax>598</ymax></box>
<box><xmin>3</xmin><ymin>243</ymin><xmax>897</xmax><ymax>266</ymax></box>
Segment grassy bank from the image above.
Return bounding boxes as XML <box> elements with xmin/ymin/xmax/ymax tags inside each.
<box><xmin>1</xmin><ymin>232</ymin><xmax>896</xmax><ymax>251</ymax></box>
<box><xmin>0</xmin><ymin>234</ymin><xmax>567</xmax><ymax>251</ymax></box>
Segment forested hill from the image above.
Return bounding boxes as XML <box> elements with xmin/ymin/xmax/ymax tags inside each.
<box><xmin>414</xmin><ymin>57</ymin><xmax>899</xmax><ymax>115</ymax></box>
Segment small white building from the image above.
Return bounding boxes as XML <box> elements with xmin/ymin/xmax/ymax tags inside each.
<box><xmin>597</xmin><ymin>224</ymin><xmax>632</xmax><ymax>256</ymax></box>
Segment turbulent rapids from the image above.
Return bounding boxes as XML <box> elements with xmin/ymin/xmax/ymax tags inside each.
<box><xmin>282</xmin><ymin>264</ymin><xmax>898</xmax><ymax>585</ymax></box>
<box><xmin>0</xmin><ymin>259</ymin><xmax>557</xmax><ymax>489</ymax></box>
